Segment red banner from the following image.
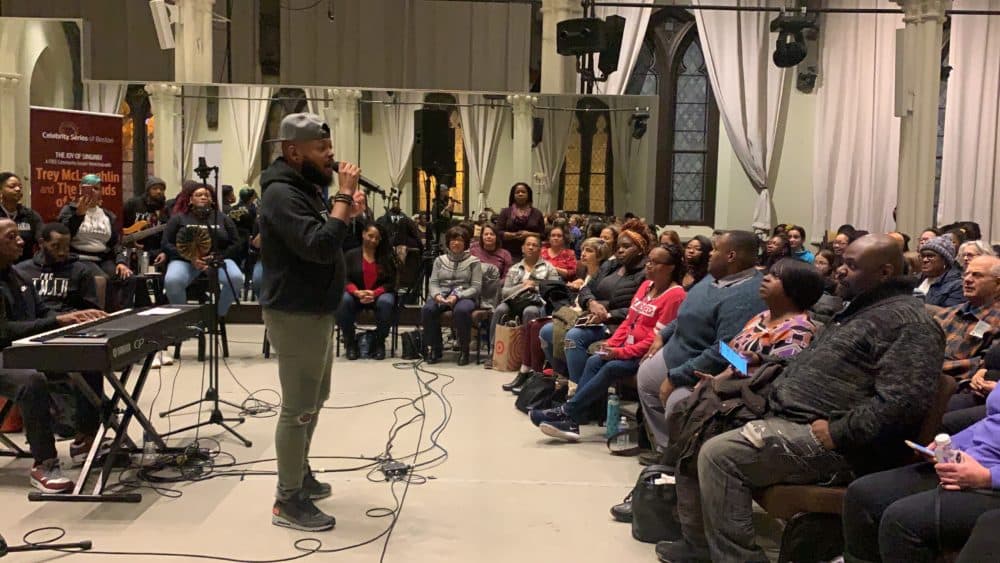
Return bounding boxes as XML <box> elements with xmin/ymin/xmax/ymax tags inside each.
<box><xmin>29</xmin><ymin>107</ymin><xmax>124</xmax><ymax>222</ymax></box>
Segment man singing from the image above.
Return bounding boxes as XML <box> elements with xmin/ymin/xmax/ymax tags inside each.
<box><xmin>259</xmin><ymin>113</ymin><xmax>361</xmax><ymax>532</ymax></box>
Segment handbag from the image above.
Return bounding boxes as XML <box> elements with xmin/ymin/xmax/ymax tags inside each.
<box><xmin>401</xmin><ymin>330</ymin><xmax>423</xmax><ymax>360</ymax></box>
<box><xmin>503</xmin><ymin>287</ymin><xmax>541</xmax><ymax>321</ymax></box>
<box><xmin>631</xmin><ymin>464</ymin><xmax>683</xmax><ymax>544</ymax></box>
<box><xmin>514</xmin><ymin>372</ymin><xmax>568</xmax><ymax>413</ymax></box>
<box><xmin>492</xmin><ymin>321</ymin><xmax>524</xmax><ymax>372</ymax></box>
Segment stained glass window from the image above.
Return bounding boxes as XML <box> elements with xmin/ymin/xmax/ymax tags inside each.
<box><xmin>559</xmin><ymin>98</ymin><xmax>613</xmax><ymax>214</ymax></box>
<box><xmin>624</xmin><ymin>10</ymin><xmax>719</xmax><ymax>226</ymax></box>
<box><xmin>413</xmin><ymin>96</ymin><xmax>468</xmax><ymax>215</ymax></box>
<box><xmin>669</xmin><ymin>40</ymin><xmax>711</xmax><ymax>223</ymax></box>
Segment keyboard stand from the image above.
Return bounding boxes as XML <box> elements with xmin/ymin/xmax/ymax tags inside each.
<box><xmin>29</xmin><ymin>352</ymin><xmax>180</xmax><ymax>503</ymax></box>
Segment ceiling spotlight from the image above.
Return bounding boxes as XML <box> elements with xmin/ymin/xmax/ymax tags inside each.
<box><xmin>770</xmin><ymin>10</ymin><xmax>818</xmax><ymax>68</ymax></box>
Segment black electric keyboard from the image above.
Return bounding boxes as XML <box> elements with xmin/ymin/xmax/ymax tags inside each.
<box><xmin>3</xmin><ymin>305</ymin><xmax>210</xmax><ymax>372</ymax></box>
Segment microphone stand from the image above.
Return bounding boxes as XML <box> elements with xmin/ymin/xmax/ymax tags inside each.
<box><xmin>0</xmin><ymin>531</ymin><xmax>92</xmax><ymax>557</ymax></box>
<box><xmin>159</xmin><ymin>162</ymin><xmax>251</xmax><ymax>448</ymax></box>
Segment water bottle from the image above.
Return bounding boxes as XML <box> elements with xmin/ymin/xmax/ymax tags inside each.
<box><xmin>935</xmin><ymin>433</ymin><xmax>957</xmax><ymax>463</ymax></box>
<box><xmin>137</xmin><ymin>251</ymin><xmax>150</xmax><ymax>274</ymax></box>
<box><xmin>143</xmin><ymin>431</ymin><xmax>156</xmax><ymax>465</ymax></box>
<box><xmin>616</xmin><ymin>417</ymin><xmax>631</xmax><ymax>449</ymax></box>
<box><xmin>606</xmin><ymin>387</ymin><xmax>620</xmax><ymax>438</ymax></box>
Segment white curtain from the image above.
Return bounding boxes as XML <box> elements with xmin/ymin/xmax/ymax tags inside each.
<box><xmin>532</xmin><ymin>97</ymin><xmax>575</xmax><ymax>212</ymax></box>
<box><xmin>458</xmin><ymin>94</ymin><xmax>508</xmax><ymax>211</ymax></box>
<box><xmin>180</xmin><ymin>86</ymin><xmax>204</xmax><ymax>184</ymax></box>
<box><xmin>378</xmin><ymin>91</ymin><xmax>421</xmax><ymax>190</ymax></box>
<box><xmin>593</xmin><ymin>0</ymin><xmax>656</xmax><ymax>95</ymax></box>
<box><xmin>938</xmin><ymin>1</ymin><xmax>1000</xmax><ymax>243</ymax></box>
<box><xmin>607</xmin><ymin>98</ymin><xmax>641</xmax><ymax>202</ymax></box>
<box><xmin>813</xmin><ymin>0</ymin><xmax>902</xmax><ymax>236</ymax></box>
<box><xmin>693</xmin><ymin>0</ymin><xmax>790</xmax><ymax>231</ymax></box>
<box><xmin>224</xmin><ymin>86</ymin><xmax>273</xmax><ymax>187</ymax></box>
<box><xmin>82</xmin><ymin>83</ymin><xmax>126</xmax><ymax>115</ymax></box>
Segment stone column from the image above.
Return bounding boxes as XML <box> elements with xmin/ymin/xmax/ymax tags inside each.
<box><xmin>174</xmin><ymin>0</ymin><xmax>215</xmax><ymax>83</ymax></box>
<box><xmin>330</xmin><ymin>88</ymin><xmax>362</xmax><ymax>165</ymax></box>
<box><xmin>0</xmin><ymin>73</ymin><xmax>21</xmax><ymax>173</ymax></box>
<box><xmin>508</xmin><ymin>94</ymin><xmax>537</xmax><ymax>188</ymax></box>
<box><xmin>893</xmin><ymin>0</ymin><xmax>951</xmax><ymax>236</ymax></box>
<box><xmin>145</xmin><ymin>83</ymin><xmax>182</xmax><ymax>196</ymax></box>
<box><xmin>540</xmin><ymin>0</ymin><xmax>583</xmax><ymax>93</ymax></box>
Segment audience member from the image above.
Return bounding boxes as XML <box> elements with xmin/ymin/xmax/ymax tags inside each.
<box><xmin>58</xmin><ymin>174</ymin><xmax>134</xmax><ymax>311</ymax></box>
<box><xmin>637</xmin><ymin>230</ymin><xmax>766</xmax><ymax>452</ymax></box>
<box><xmin>538</xmin><ymin>237</ymin><xmax>613</xmax><ymax>378</ymax></box>
<box><xmin>342</xmin><ymin>191</ymin><xmax>373</xmax><ymax>252</ymax></box>
<box><xmin>563</xmin><ymin>220</ymin><xmax>650</xmax><ymax>381</ymax></box>
<box><xmin>682</xmin><ymin>235</ymin><xmax>713</xmax><ymax>289</ymax></box>
<box><xmin>660</xmin><ymin>234</ymin><xmax>945</xmax><ymax>563</ymax></box>
<box><xmin>15</xmin><ymin>223</ymin><xmax>101</xmax><ymax>312</ymax></box>
<box><xmin>811</xmin><ymin>248</ymin><xmax>845</xmax><ymax>324</ymax></box>
<box><xmin>161</xmin><ymin>184</ymin><xmax>245</xmax><ymax>317</ymax></box>
<box><xmin>786</xmin><ymin>225</ymin><xmax>814</xmax><ymax>263</ymax></box>
<box><xmin>491</xmin><ymin>234</ymin><xmax>559</xmax><ymax>375</ymax></box>
<box><xmin>888</xmin><ymin>231</ymin><xmax>911</xmax><ymax>252</ymax></box>
<box><xmin>917</xmin><ymin>235</ymin><xmax>965</xmax><ymax>307</ymax></box>
<box><xmin>541</xmin><ymin>225</ymin><xmax>577</xmax><ymax>281</ymax></box>
<box><xmin>659</xmin><ymin>229</ymin><xmax>682</xmax><ymax>248</ymax></box>
<box><xmin>530</xmin><ymin>243</ymin><xmax>687</xmax><ymax>441</ymax></box>
<box><xmin>760</xmin><ymin>234</ymin><xmax>790</xmax><ymax>272</ymax></box>
<box><xmin>431</xmin><ymin>184</ymin><xmax>455</xmax><ymax>247</ymax></box>
<box><xmin>377</xmin><ymin>195</ymin><xmax>423</xmax><ymax>261</ymax></box>
<box><xmin>495</xmin><ymin>183</ymin><xmax>544</xmax><ymax>262</ymax></box>
<box><xmin>831</xmin><ymin>231</ymin><xmax>852</xmax><ymax>259</ymax></box>
<box><xmin>470</xmin><ymin>223</ymin><xmax>513</xmax><ymax>281</ymax></box>
<box><xmin>422</xmin><ymin>226</ymin><xmax>482</xmax><ymax>365</ymax></box>
<box><xmin>918</xmin><ymin>227</ymin><xmax>940</xmax><ymax>249</ymax></box>
<box><xmin>600</xmin><ymin>225</ymin><xmax>620</xmax><ymax>253</ymax></box>
<box><xmin>0</xmin><ymin>172</ymin><xmax>43</xmax><ymax>264</ymax></box>
<box><xmin>843</xmin><ymin>379</ymin><xmax>1000</xmax><ymax>562</ymax></box>
<box><xmin>937</xmin><ymin>256</ymin><xmax>1000</xmax><ymax>434</ymax></box>
<box><xmin>958</xmin><ymin>240</ymin><xmax>996</xmax><ymax>271</ymax></box>
<box><xmin>336</xmin><ymin>223</ymin><xmax>396</xmax><ymax>361</ymax></box>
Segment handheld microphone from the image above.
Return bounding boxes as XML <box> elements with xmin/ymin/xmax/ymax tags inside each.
<box><xmin>332</xmin><ymin>161</ymin><xmax>386</xmax><ymax>197</ymax></box>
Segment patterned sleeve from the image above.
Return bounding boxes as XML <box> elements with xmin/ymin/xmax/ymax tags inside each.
<box><xmin>767</xmin><ymin>318</ymin><xmax>818</xmax><ymax>358</ymax></box>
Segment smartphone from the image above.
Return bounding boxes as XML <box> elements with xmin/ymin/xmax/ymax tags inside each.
<box><xmin>719</xmin><ymin>342</ymin><xmax>749</xmax><ymax>375</ymax></box>
<box><xmin>594</xmin><ymin>349</ymin><xmax>609</xmax><ymax>357</ymax></box>
<box><xmin>904</xmin><ymin>440</ymin><xmax>935</xmax><ymax>457</ymax></box>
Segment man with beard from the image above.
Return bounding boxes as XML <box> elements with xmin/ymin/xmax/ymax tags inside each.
<box><xmin>15</xmin><ymin>223</ymin><xmax>101</xmax><ymax>312</ymax></box>
<box><xmin>122</xmin><ymin>176</ymin><xmax>169</xmax><ymax>268</ymax></box>
<box><xmin>258</xmin><ymin>113</ymin><xmax>361</xmax><ymax>532</ymax></box>
<box><xmin>657</xmin><ymin>235</ymin><xmax>946</xmax><ymax>563</ymax></box>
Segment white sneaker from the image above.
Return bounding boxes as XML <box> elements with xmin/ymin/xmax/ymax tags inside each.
<box><xmin>151</xmin><ymin>353</ymin><xmax>162</xmax><ymax>368</ymax></box>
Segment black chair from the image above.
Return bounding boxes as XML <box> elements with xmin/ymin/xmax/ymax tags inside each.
<box><xmin>172</xmin><ymin>274</ymin><xmax>230</xmax><ymax>361</ymax></box>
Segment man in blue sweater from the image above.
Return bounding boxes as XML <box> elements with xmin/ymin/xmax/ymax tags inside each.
<box><xmin>637</xmin><ymin>230</ymin><xmax>767</xmax><ymax>452</ymax></box>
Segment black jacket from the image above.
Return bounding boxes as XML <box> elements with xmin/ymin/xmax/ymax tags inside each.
<box><xmin>14</xmin><ymin>253</ymin><xmax>101</xmax><ymax>313</ymax></box>
<box><xmin>0</xmin><ymin>266</ymin><xmax>59</xmax><ymax>350</ymax></box>
<box><xmin>376</xmin><ymin>210</ymin><xmax>423</xmax><ymax>250</ymax></box>
<box><xmin>258</xmin><ymin>158</ymin><xmax>348</xmax><ymax>313</ymax></box>
<box><xmin>344</xmin><ymin>247</ymin><xmax>396</xmax><ymax>294</ymax></box>
<box><xmin>4</xmin><ymin>205</ymin><xmax>43</xmax><ymax>264</ymax></box>
<box><xmin>770</xmin><ymin>279</ymin><xmax>945</xmax><ymax>475</ymax></box>
<box><xmin>922</xmin><ymin>266</ymin><xmax>965</xmax><ymax>308</ymax></box>
<box><xmin>162</xmin><ymin>209</ymin><xmax>241</xmax><ymax>264</ymax></box>
<box><xmin>57</xmin><ymin>203</ymin><xmax>126</xmax><ymax>265</ymax></box>
<box><xmin>577</xmin><ymin>258</ymin><xmax>648</xmax><ymax>327</ymax></box>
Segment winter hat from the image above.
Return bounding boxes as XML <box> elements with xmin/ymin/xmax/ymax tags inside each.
<box><xmin>921</xmin><ymin>235</ymin><xmax>956</xmax><ymax>267</ymax></box>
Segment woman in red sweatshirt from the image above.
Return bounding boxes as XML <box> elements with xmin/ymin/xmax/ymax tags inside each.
<box><xmin>530</xmin><ymin>243</ymin><xmax>687</xmax><ymax>441</ymax></box>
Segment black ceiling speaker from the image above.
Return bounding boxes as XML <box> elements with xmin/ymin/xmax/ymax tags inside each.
<box><xmin>556</xmin><ymin>18</ymin><xmax>607</xmax><ymax>56</ymax></box>
<box><xmin>598</xmin><ymin>15</ymin><xmax>626</xmax><ymax>76</ymax></box>
<box><xmin>413</xmin><ymin>109</ymin><xmax>455</xmax><ymax>177</ymax></box>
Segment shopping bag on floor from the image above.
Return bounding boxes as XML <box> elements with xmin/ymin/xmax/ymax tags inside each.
<box><xmin>492</xmin><ymin>322</ymin><xmax>523</xmax><ymax>372</ymax></box>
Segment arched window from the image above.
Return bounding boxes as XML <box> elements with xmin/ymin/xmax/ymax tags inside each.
<box><xmin>628</xmin><ymin>10</ymin><xmax>720</xmax><ymax>226</ymax></box>
<box><xmin>122</xmin><ymin>85</ymin><xmax>153</xmax><ymax>201</ymax></box>
<box><xmin>259</xmin><ymin>88</ymin><xmax>308</xmax><ymax>171</ymax></box>
<box><xmin>412</xmin><ymin>93</ymin><xmax>468</xmax><ymax>217</ymax></box>
<box><xmin>559</xmin><ymin>97</ymin><xmax>613</xmax><ymax>214</ymax></box>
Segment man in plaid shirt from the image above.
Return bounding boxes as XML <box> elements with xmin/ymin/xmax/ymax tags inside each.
<box><xmin>934</xmin><ymin>256</ymin><xmax>1000</xmax><ymax>380</ymax></box>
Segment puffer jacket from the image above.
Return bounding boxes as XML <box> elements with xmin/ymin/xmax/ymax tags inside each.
<box><xmin>577</xmin><ymin>257</ymin><xmax>648</xmax><ymax>327</ymax></box>
<box><xmin>922</xmin><ymin>266</ymin><xmax>965</xmax><ymax>308</ymax></box>
<box><xmin>429</xmin><ymin>250</ymin><xmax>482</xmax><ymax>303</ymax></box>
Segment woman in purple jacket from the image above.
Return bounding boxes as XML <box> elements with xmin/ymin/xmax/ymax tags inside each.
<box><xmin>494</xmin><ymin>183</ymin><xmax>544</xmax><ymax>262</ymax></box>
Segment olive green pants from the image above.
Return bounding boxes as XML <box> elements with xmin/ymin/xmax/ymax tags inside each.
<box><xmin>262</xmin><ymin>308</ymin><xmax>335</xmax><ymax>500</ymax></box>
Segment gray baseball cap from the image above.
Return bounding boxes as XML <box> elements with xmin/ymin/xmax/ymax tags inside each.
<box><xmin>266</xmin><ymin>112</ymin><xmax>331</xmax><ymax>143</ymax></box>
